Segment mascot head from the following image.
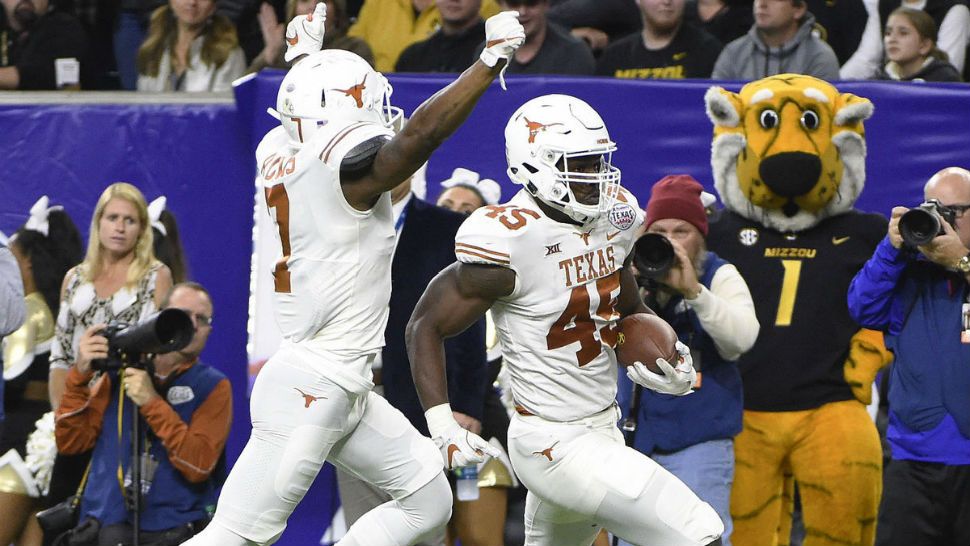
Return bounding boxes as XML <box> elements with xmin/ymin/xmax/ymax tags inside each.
<box><xmin>705</xmin><ymin>74</ymin><xmax>873</xmax><ymax>232</ymax></box>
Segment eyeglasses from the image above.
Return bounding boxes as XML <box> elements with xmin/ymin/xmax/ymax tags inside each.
<box><xmin>945</xmin><ymin>203</ymin><xmax>970</xmax><ymax>217</ymax></box>
<box><xmin>503</xmin><ymin>0</ymin><xmax>543</xmax><ymax>7</ymax></box>
<box><xmin>194</xmin><ymin>314</ymin><xmax>213</xmax><ymax>327</ymax></box>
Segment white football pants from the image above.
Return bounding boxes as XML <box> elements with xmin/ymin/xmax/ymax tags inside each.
<box><xmin>508</xmin><ymin>404</ymin><xmax>724</xmax><ymax>546</ymax></box>
<box><xmin>182</xmin><ymin>344</ymin><xmax>450</xmax><ymax>546</ymax></box>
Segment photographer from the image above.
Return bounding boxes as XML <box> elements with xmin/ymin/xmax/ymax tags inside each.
<box><xmin>617</xmin><ymin>175</ymin><xmax>759</xmax><ymax>546</ymax></box>
<box><xmin>54</xmin><ymin>282</ymin><xmax>231</xmax><ymax>546</ymax></box>
<box><xmin>847</xmin><ymin>167</ymin><xmax>970</xmax><ymax>546</ymax></box>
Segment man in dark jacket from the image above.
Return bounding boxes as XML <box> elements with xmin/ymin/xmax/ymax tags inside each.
<box><xmin>847</xmin><ymin>167</ymin><xmax>970</xmax><ymax>546</ymax></box>
<box><xmin>0</xmin><ymin>0</ymin><xmax>87</xmax><ymax>89</ymax></box>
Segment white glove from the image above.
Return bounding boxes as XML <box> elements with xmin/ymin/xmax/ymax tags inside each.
<box><xmin>284</xmin><ymin>2</ymin><xmax>327</xmax><ymax>62</ymax></box>
<box><xmin>626</xmin><ymin>340</ymin><xmax>696</xmax><ymax>396</ymax></box>
<box><xmin>426</xmin><ymin>403</ymin><xmax>501</xmax><ymax>469</ymax></box>
<box><xmin>479</xmin><ymin>11</ymin><xmax>525</xmax><ymax>68</ymax></box>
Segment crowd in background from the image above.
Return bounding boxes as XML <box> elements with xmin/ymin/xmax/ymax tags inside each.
<box><xmin>0</xmin><ymin>0</ymin><xmax>967</xmax><ymax>91</ymax></box>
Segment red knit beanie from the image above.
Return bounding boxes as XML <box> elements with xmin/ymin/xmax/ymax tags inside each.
<box><xmin>645</xmin><ymin>175</ymin><xmax>708</xmax><ymax>236</ymax></box>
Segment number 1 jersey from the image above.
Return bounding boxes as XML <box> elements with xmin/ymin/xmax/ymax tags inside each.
<box><xmin>455</xmin><ymin>189</ymin><xmax>644</xmax><ymax>421</ymax></box>
<box><xmin>255</xmin><ymin>121</ymin><xmax>395</xmax><ymax>353</ymax></box>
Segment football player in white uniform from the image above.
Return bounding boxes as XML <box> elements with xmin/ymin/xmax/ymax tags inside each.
<box><xmin>406</xmin><ymin>95</ymin><xmax>725</xmax><ymax>546</ymax></box>
<box><xmin>184</xmin><ymin>5</ymin><xmax>524</xmax><ymax>546</ymax></box>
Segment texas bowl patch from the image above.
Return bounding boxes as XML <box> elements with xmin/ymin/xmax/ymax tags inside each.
<box><xmin>167</xmin><ymin>386</ymin><xmax>195</xmax><ymax>405</ymax></box>
<box><xmin>609</xmin><ymin>203</ymin><xmax>637</xmax><ymax>230</ymax></box>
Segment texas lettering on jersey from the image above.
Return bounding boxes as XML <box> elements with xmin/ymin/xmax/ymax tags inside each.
<box><xmin>454</xmin><ymin>189</ymin><xmax>644</xmax><ymax>421</ymax></box>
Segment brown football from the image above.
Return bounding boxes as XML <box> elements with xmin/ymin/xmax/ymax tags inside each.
<box><xmin>615</xmin><ymin>313</ymin><xmax>678</xmax><ymax>374</ymax></box>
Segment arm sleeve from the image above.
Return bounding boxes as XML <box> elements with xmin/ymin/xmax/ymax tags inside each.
<box><xmin>140</xmin><ymin>378</ymin><xmax>232</xmax><ymax>483</ymax></box>
<box><xmin>810</xmin><ymin>44</ymin><xmax>842</xmax><ymax>81</ymax></box>
<box><xmin>211</xmin><ymin>48</ymin><xmax>246</xmax><ymax>92</ymax></box>
<box><xmin>444</xmin><ymin>318</ymin><xmax>488</xmax><ymax>421</ymax></box>
<box><xmin>16</xmin><ymin>15</ymin><xmax>88</xmax><ymax>90</ymax></box>
<box><xmin>54</xmin><ymin>368</ymin><xmax>110</xmax><ymax>454</ymax></box>
<box><xmin>711</xmin><ymin>47</ymin><xmax>733</xmax><ymax>79</ymax></box>
<box><xmin>846</xmin><ymin>237</ymin><xmax>909</xmax><ymax>331</ymax></box>
<box><xmin>937</xmin><ymin>4</ymin><xmax>970</xmax><ymax>74</ymax></box>
<box><xmin>839</xmin><ymin>0</ymin><xmax>883</xmax><ymax>80</ymax></box>
<box><xmin>0</xmin><ymin>246</ymin><xmax>25</xmax><ymax>336</ymax></box>
<box><xmin>49</xmin><ymin>272</ymin><xmax>77</xmax><ymax>371</ymax></box>
<box><xmin>688</xmin><ymin>264</ymin><xmax>760</xmax><ymax>361</ymax></box>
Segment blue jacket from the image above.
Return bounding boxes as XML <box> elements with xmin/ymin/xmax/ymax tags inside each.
<box><xmin>847</xmin><ymin>237</ymin><xmax>970</xmax><ymax>464</ymax></box>
<box><xmin>79</xmin><ymin>363</ymin><xmax>226</xmax><ymax>530</ymax></box>
<box><xmin>618</xmin><ymin>252</ymin><xmax>744</xmax><ymax>454</ymax></box>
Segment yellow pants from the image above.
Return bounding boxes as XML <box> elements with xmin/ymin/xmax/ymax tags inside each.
<box><xmin>730</xmin><ymin>400</ymin><xmax>882</xmax><ymax>546</ymax></box>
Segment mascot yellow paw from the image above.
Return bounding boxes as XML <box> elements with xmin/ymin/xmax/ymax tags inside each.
<box><xmin>844</xmin><ymin>328</ymin><xmax>893</xmax><ymax>405</ymax></box>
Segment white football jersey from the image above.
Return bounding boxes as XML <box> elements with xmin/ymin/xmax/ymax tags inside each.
<box><xmin>455</xmin><ymin>189</ymin><xmax>644</xmax><ymax>421</ymax></box>
<box><xmin>255</xmin><ymin>120</ymin><xmax>396</xmax><ymax>352</ymax></box>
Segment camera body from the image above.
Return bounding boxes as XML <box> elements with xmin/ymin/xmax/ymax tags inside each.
<box><xmin>898</xmin><ymin>199</ymin><xmax>957</xmax><ymax>248</ymax></box>
<box><xmin>90</xmin><ymin>308</ymin><xmax>195</xmax><ymax>372</ymax></box>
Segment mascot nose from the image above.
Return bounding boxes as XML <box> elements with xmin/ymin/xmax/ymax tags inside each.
<box><xmin>759</xmin><ymin>152</ymin><xmax>821</xmax><ymax>198</ymax></box>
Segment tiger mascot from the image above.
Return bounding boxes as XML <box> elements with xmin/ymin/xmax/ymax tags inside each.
<box><xmin>703</xmin><ymin>74</ymin><xmax>893</xmax><ymax>546</ymax></box>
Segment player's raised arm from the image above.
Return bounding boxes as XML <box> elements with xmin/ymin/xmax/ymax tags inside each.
<box><xmin>406</xmin><ymin>262</ymin><xmax>513</xmax><ymax>468</ymax></box>
<box><xmin>344</xmin><ymin>12</ymin><xmax>525</xmax><ymax>206</ymax></box>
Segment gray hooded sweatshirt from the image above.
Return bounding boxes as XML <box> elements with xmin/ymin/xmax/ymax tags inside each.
<box><xmin>711</xmin><ymin>13</ymin><xmax>840</xmax><ymax>80</ymax></box>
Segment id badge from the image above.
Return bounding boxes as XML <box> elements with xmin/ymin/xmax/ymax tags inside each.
<box><xmin>962</xmin><ymin>303</ymin><xmax>970</xmax><ymax>344</ymax></box>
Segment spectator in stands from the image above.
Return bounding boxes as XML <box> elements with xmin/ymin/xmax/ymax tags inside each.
<box><xmin>0</xmin><ymin>198</ymin><xmax>82</xmax><ymax>546</ymax></box>
<box><xmin>546</xmin><ymin>0</ymin><xmax>642</xmax><ymax>53</ymax></box>
<box><xmin>689</xmin><ymin>0</ymin><xmax>752</xmax><ymax>46</ymax></box>
<box><xmin>616</xmin><ymin>175</ymin><xmax>759</xmax><ymax>546</ymax></box>
<box><xmin>55</xmin><ymin>282</ymin><xmax>231</xmax><ymax>545</ymax></box>
<box><xmin>878</xmin><ymin>7</ymin><xmax>961</xmax><ymax>81</ymax></box>
<box><xmin>435</xmin><ymin>168</ymin><xmax>515</xmax><ymax>546</ymax></box>
<box><xmin>247</xmin><ymin>0</ymin><xmax>372</xmax><ymax>73</ymax></box>
<box><xmin>473</xmin><ymin>0</ymin><xmax>595</xmax><ymax>75</ymax></box>
<box><xmin>336</xmin><ymin>171</ymin><xmax>488</xmax><ymax>546</ymax></box>
<box><xmin>348</xmin><ymin>0</ymin><xmax>500</xmax><ymax>72</ymax></box>
<box><xmin>711</xmin><ymin>0</ymin><xmax>840</xmax><ymax>80</ymax></box>
<box><xmin>804</xmin><ymin>0</ymin><xmax>868</xmax><ymax>64</ymax></box>
<box><xmin>41</xmin><ymin>182</ymin><xmax>172</xmax><ymax>536</ymax></box>
<box><xmin>114</xmin><ymin>0</ymin><xmax>165</xmax><ymax>89</ymax></box>
<box><xmin>149</xmin><ymin>197</ymin><xmax>190</xmax><ymax>284</ymax></box>
<box><xmin>847</xmin><ymin>167</ymin><xmax>970</xmax><ymax>546</ymax></box>
<box><xmin>436</xmin><ymin>168</ymin><xmax>502</xmax><ymax>213</ymax></box>
<box><xmin>597</xmin><ymin>0</ymin><xmax>723</xmax><ymax>78</ymax></box>
<box><xmin>840</xmin><ymin>0</ymin><xmax>968</xmax><ymax>80</ymax></box>
<box><xmin>136</xmin><ymin>0</ymin><xmax>246</xmax><ymax>91</ymax></box>
<box><xmin>0</xmin><ymin>0</ymin><xmax>88</xmax><ymax>89</ymax></box>
<box><xmin>396</xmin><ymin>0</ymin><xmax>485</xmax><ymax>72</ymax></box>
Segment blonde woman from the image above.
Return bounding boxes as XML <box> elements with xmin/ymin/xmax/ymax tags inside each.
<box><xmin>41</xmin><ymin>183</ymin><xmax>172</xmax><ymax>518</ymax></box>
<box><xmin>136</xmin><ymin>0</ymin><xmax>246</xmax><ymax>91</ymax></box>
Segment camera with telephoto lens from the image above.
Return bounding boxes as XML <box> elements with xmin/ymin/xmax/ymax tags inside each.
<box><xmin>633</xmin><ymin>233</ymin><xmax>676</xmax><ymax>283</ymax></box>
<box><xmin>898</xmin><ymin>199</ymin><xmax>958</xmax><ymax>248</ymax></box>
<box><xmin>91</xmin><ymin>308</ymin><xmax>195</xmax><ymax>372</ymax></box>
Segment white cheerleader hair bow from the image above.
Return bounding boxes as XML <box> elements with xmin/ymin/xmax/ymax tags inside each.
<box><xmin>24</xmin><ymin>196</ymin><xmax>63</xmax><ymax>237</ymax></box>
<box><xmin>148</xmin><ymin>196</ymin><xmax>167</xmax><ymax>236</ymax></box>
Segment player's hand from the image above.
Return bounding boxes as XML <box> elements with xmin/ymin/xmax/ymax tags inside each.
<box><xmin>453</xmin><ymin>411</ymin><xmax>482</xmax><ymax>435</ymax></box>
<box><xmin>479</xmin><ymin>11</ymin><xmax>525</xmax><ymax>68</ymax></box>
<box><xmin>426</xmin><ymin>404</ymin><xmax>500</xmax><ymax>469</ymax></box>
<box><xmin>626</xmin><ymin>341</ymin><xmax>695</xmax><ymax>396</ymax></box>
<box><xmin>888</xmin><ymin>206</ymin><xmax>908</xmax><ymax>249</ymax></box>
<box><xmin>284</xmin><ymin>2</ymin><xmax>327</xmax><ymax>62</ymax></box>
<box><xmin>76</xmin><ymin>324</ymin><xmax>109</xmax><ymax>376</ymax></box>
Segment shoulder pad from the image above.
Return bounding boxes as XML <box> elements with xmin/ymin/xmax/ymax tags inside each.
<box><xmin>340</xmin><ymin>135</ymin><xmax>390</xmax><ymax>179</ymax></box>
<box><xmin>455</xmin><ymin>204</ymin><xmax>541</xmax><ymax>268</ymax></box>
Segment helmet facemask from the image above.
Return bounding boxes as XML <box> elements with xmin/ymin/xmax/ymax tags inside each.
<box><xmin>514</xmin><ymin>145</ymin><xmax>621</xmax><ymax>224</ymax></box>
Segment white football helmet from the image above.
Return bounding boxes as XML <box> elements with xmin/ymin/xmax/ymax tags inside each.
<box><xmin>505</xmin><ymin>94</ymin><xmax>621</xmax><ymax>224</ymax></box>
<box><xmin>273</xmin><ymin>49</ymin><xmax>402</xmax><ymax>144</ymax></box>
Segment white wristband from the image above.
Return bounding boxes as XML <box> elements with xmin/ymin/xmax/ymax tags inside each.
<box><xmin>424</xmin><ymin>403</ymin><xmax>455</xmax><ymax>438</ymax></box>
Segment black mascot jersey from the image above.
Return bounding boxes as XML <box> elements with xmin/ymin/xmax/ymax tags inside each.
<box><xmin>707</xmin><ymin>209</ymin><xmax>888</xmax><ymax>411</ymax></box>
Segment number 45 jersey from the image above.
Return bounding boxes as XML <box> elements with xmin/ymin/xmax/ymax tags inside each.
<box><xmin>455</xmin><ymin>189</ymin><xmax>644</xmax><ymax>422</ymax></box>
<box><xmin>256</xmin><ymin>120</ymin><xmax>395</xmax><ymax>351</ymax></box>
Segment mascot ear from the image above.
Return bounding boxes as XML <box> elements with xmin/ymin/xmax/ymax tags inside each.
<box><xmin>834</xmin><ymin>93</ymin><xmax>874</xmax><ymax>128</ymax></box>
<box><xmin>705</xmin><ymin>87</ymin><xmax>743</xmax><ymax>129</ymax></box>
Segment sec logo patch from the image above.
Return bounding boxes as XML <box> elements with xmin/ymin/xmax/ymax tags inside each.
<box><xmin>738</xmin><ymin>228</ymin><xmax>759</xmax><ymax>246</ymax></box>
<box><xmin>609</xmin><ymin>203</ymin><xmax>637</xmax><ymax>231</ymax></box>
